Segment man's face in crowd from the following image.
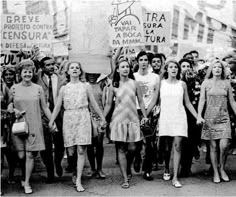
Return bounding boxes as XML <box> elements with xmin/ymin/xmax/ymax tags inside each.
<box><xmin>44</xmin><ymin>59</ymin><xmax>55</xmax><ymax>76</ymax></box>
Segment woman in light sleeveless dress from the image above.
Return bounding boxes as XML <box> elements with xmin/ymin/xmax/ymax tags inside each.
<box><xmin>197</xmin><ymin>60</ymin><xmax>236</xmax><ymax>183</ymax></box>
<box><xmin>159</xmin><ymin>60</ymin><xmax>203</xmax><ymax>188</ymax></box>
<box><xmin>103</xmin><ymin>58</ymin><xmax>148</xmax><ymax>189</ymax></box>
<box><xmin>49</xmin><ymin>61</ymin><xmax>106</xmax><ymax>192</ymax></box>
<box><xmin>8</xmin><ymin>60</ymin><xmax>53</xmax><ymax>194</ymax></box>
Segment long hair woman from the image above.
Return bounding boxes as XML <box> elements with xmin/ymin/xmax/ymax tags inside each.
<box><xmin>103</xmin><ymin>58</ymin><xmax>148</xmax><ymax>189</ymax></box>
<box><xmin>197</xmin><ymin>60</ymin><xmax>236</xmax><ymax>183</ymax></box>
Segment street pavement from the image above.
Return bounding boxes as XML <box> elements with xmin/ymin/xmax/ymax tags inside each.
<box><xmin>1</xmin><ymin>140</ymin><xmax>236</xmax><ymax>196</ymax></box>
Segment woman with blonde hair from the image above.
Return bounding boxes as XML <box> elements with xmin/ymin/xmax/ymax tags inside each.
<box><xmin>49</xmin><ymin>61</ymin><xmax>106</xmax><ymax>192</ymax></box>
<box><xmin>197</xmin><ymin>60</ymin><xmax>236</xmax><ymax>183</ymax></box>
<box><xmin>8</xmin><ymin>59</ymin><xmax>53</xmax><ymax>194</ymax></box>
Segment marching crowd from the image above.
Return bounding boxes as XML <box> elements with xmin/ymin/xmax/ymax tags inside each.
<box><xmin>1</xmin><ymin>47</ymin><xmax>236</xmax><ymax>195</ymax></box>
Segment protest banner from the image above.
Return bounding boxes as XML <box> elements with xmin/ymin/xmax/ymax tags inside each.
<box><xmin>1</xmin><ymin>15</ymin><xmax>53</xmax><ymax>51</ymax></box>
<box><xmin>0</xmin><ymin>50</ymin><xmax>29</xmax><ymax>67</ymax></box>
<box><xmin>108</xmin><ymin>0</ymin><xmax>144</xmax><ymax>47</ymax></box>
<box><xmin>143</xmin><ymin>11</ymin><xmax>171</xmax><ymax>45</ymax></box>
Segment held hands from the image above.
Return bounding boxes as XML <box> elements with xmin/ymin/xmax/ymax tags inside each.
<box><xmin>48</xmin><ymin>122</ymin><xmax>58</xmax><ymax>134</ymax></box>
<box><xmin>196</xmin><ymin>116</ymin><xmax>205</xmax><ymax>125</ymax></box>
<box><xmin>141</xmin><ymin>117</ymin><xmax>149</xmax><ymax>125</ymax></box>
<box><xmin>99</xmin><ymin>120</ymin><xmax>107</xmax><ymax>131</ymax></box>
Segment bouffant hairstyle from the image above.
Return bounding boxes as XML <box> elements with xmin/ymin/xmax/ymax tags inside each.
<box><xmin>161</xmin><ymin>60</ymin><xmax>181</xmax><ymax>80</ymax></box>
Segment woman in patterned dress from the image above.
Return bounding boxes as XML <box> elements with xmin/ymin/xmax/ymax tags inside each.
<box><xmin>197</xmin><ymin>60</ymin><xmax>236</xmax><ymax>183</ymax></box>
<box><xmin>49</xmin><ymin>61</ymin><xmax>106</xmax><ymax>192</ymax></box>
<box><xmin>103</xmin><ymin>58</ymin><xmax>148</xmax><ymax>189</ymax></box>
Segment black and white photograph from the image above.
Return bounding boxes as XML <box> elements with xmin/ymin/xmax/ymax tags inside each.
<box><xmin>1</xmin><ymin>0</ymin><xmax>236</xmax><ymax>196</ymax></box>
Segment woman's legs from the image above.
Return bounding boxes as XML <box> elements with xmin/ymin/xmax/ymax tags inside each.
<box><xmin>17</xmin><ymin>151</ymin><xmax>26</xmax><ymax>182</ymax></box>
<box><xmin>172</xmin><ymin>137</ymin><xmax>183</xmax><ymax>182</ymax></box>
<box><xmin>126</xmin><ymin>142</ymin><xmax>136</xmax><ymax>177</ymax></box>
<box><xmin>209</xmin><ymin>140</ymin><xmax>220</xmax><ymax>182</ymax></box>
<box><xmin>25</xmin><ymin>151</ymin><xmax>37</xmax><ymax>187</ymax></box>
<box><xmin>66</xmin><ymin>146</ymin><xmax>77</xmax><ymax>184</ymax></box>
<box><xmin>219</xmin><ymin>139</ymin><xmax>229</xmax><ymax>180</ymax></box>
<box><xmin>161</xmin><ymin>137</ymin><xmax>172</xmax><ymax>174</ymax></box>
<box><xmin>116</xmin><ymin>142</ymin><xmax>128</xmax><ymax>183</ymax></box>
<box><xmin>76</xmin><ymin>145</ymin><xmax>87</xmax><ymax>191</ymax></box>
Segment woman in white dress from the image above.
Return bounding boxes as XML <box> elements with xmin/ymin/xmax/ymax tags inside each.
<box><xmin>49</xmin><ymin>61</ymin><xmax>106</xmax><ymax>192</ymax></box>
<box><xmin>159</xmin><ymin>60</ymin><xmax>204</xmax><ymax>188</ymax></box>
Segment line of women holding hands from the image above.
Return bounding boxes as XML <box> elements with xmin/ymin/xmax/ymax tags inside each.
<box><xmin>1</xmin><ymin>48</ymin><xmax>236</xmax><ymax>195</ymax></box>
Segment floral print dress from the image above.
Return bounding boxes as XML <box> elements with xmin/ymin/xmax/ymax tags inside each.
<box><xmin>62</xmin><ymin>82</ymin><xmax>92</xmax><ymax>147</ymax></box>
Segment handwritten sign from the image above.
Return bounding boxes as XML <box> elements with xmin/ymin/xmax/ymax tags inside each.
<box><xmin>1</xmin><ymin>15</ymin><xmax>53</xmax><ymax>51</ymax></box>
<box><xmin>108</xmin><ymin>0</ymin><xmax>144</xmax><ymax>47</ymax></box>
<box><xmin>0</xmin><ymin>50</ymin><xmax>31</xmax><ymax>67</ymax></box>
<box><xmin>143</xmin><ymin>11</ymin><xmax>171</xmax><ymax>45</ymax></box>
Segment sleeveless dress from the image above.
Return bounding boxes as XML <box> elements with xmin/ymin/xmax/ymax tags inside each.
<box><xmin>159</xmin><ymin>80</ymin><xmax>188</xmax><ymax>137</ymax></box>
<box><xmin>110</xmin><ymin>80</ymin><xmax>143</xmax><ymax>142</ymax></box>
<box><xmin>10</xmin><ymin>83</ymin><xmax>45</xmax><ymax>151</ymax></box>
<box><xmin>63</xmin><ymin>82</ymin><xmax>92</xmax><ymax>147</ymax></box>
<box><xmin>201</xmin><ymin>79</ymin><xmax>231</xmax><ymax>140</ymax></box>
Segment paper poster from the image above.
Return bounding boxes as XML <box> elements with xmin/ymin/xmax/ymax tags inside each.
<box><xmin>143</xmin><ymin>11</ymin><xmax>171</xmax><ymax>45</ymax></box>
<box><xmin>108</xmin><ymin>0</ymin><xmax>144</xmax><ymax>47</ymax></box>
<box><xmin>1</xmin><ymin>15</ymin><xmax>53</xmax><ymax>51</ymax></box>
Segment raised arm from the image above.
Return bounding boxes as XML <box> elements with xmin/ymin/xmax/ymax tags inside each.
<box><xmin>108</xmin><ymin>47</ymin><xmax>123</xmax><ymax>79</ymax></box>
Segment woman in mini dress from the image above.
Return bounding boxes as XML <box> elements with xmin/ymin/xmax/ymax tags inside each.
<box><xmin>197</xmin><ymin>60</ymin><xmax>236</xmax><ymax>183</ymax></box>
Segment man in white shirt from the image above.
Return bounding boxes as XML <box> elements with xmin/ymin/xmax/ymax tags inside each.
<box><xmin>134</xmin><ymin>51</ymin><xmax>160</xmax><ymax>181</ymax></box>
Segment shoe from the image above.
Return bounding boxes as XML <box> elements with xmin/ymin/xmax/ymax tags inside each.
<box><xmin>75</xmin><ymin>182</ymin><xmax>85</xmax><ymax>192</ymax></box>
<box><xmin>220</xmin><ymin>171</ymin><xmax>230</xmax><ymax>182</ymax></box>
<box><xmin>143</xmin><ymin>172</ymin><xmax>154</xmax><ymax>181</ymax></box>
<box><xmin>121</xmin><ymin>180</ymin><xmax>130</xmax><ymax>189</ymax></box>
<box><xmin>87</xmin><ymin>170</ymin><xmax>97</xmax><ymax>178</ymax></box>
<box><xmin>24</xmin><ymin>186</ymin><xmax>33</xmax><ymax>194</ymax></box>
<box><xmin>133</xmin><ymin>159</ymin><xmax>141</xmax><ymax>173</ymax></box>
<box><xmin>172</xmin><ymin>180</ymin><xmax>182</xmax><ymax>188</ymax></box>
<box><xmin>163</xmin><ymin>173</ymin><xmax>171</xmax><ymax>181</ymax></box>
<box><xmin>232</xmin><ymin>148</ymin><xmax>236</xmax><ymax>155</ymax></box>
<box><xmin>96</xmin><ymin>170</ymin><xmax>106</xmax><ymax>179</ymax></box>
<box><xmin>213</xmin><ymin>176</ymin><xmax>221</xmax><ymax>183</ymax></box>
<box><xmin>56</xmin><ymin>164</ymin><xmax>63</xmax><ymax>178</ymax></box>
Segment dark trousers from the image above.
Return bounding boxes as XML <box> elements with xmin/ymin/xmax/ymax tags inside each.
<box><xmin>40</xmin><ymin>116</ymin><xmax>64</xmax><ymax>179</ymax></box>
<box><xmin>180</xmin><ymin>111</ymin><xmax>201</xmax><ymax>174</ymax></box>
<box><xmin>136</xmin><ymin>110</ymin><xmax>156</xmax><ymax>174</ymax></box>
<box><xmin>142</xmin><ymin>136</ymin><xmax>156</xmax><ymax>173</ymax></box>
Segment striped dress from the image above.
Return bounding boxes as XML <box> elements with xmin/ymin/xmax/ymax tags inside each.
<box><xmin>110</xmin><ymin>79</ymin><xmax>143</xmax><ymax>142</ymax></box>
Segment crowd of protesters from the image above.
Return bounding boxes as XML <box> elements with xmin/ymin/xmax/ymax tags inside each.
<box><xmin>1</xmin><ymin>46</ymin><xmax>236</xmax><ymax>194</ymax></box>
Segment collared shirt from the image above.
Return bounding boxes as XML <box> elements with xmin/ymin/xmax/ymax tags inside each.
<box><xmin>44</xmin><ymin>73</ymin><xmax>58</xmax><ymax>104</ymax></box>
